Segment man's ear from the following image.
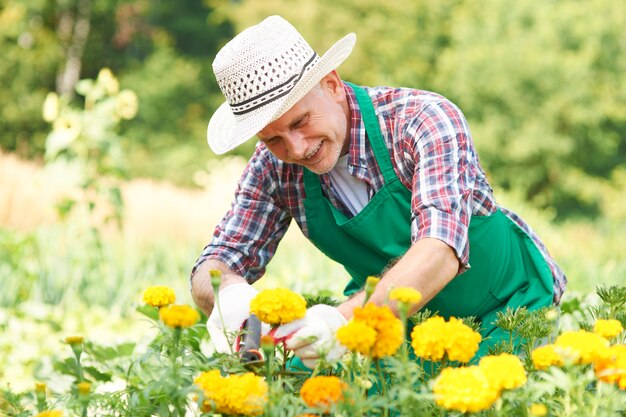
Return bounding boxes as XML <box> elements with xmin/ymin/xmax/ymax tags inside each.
<box><xmin>321</xmin><ymin>70</ymin><xmax>344</xmax><ymax>99</ymax></box>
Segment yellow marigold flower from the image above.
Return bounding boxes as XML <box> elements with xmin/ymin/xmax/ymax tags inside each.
<box><xmin>555</xmin><ymin>330</ymin><xmax>611</xmax><ymax>365</ymax></box>
<box><xmin>195</xmin><ymin>370</ymin><xmax>268</xmax><ymax>416</ymax></box>
<box><xmin>433</xmin><ymin>366</ymin><xmax>499</xmax><ymax>413</ymax></box>
<box><xmin>77</xmin><ymin>381</ymin><xmax>91</xmax><ymax>395</ymax></box>
<box><xmin>411</xmin><ymin>316</ymin><xmax>447</xmax><ymax>361</ymax></box>
<box><xmin>336</xmin><ymin>320</ymin><xmax>377</xmax><ymax>355</ymax></box>
<box><xmin>142</xmin><ymin>285</ymin><xmax>176</xmax><ymax>307</ymax></box>
<box><xmin>159</xmin><ymin>304</ymin><xmax>200</xmax><ymax>328</ymax></box>
<box><xmin>250</xmin><ymin>288</ymin><xmax>306</xmax><ymax>325</ymax></box>
<box><xmin>479</xmin><ymin>353</ymin><xmax>527</xmax><ymax>392</ymax></box>
<box><xmin>529</xmin><ymin>403</ymin><xmax>548</xmax><ymax>416</ymax></box>
<box><xmin>594</xmin><ymin>344</ymin><xmax>626</xmax><ymax>389</ymax></box>
<box><xmin>366</xmin><ymin>276</ymin><xmax>381</xmax><ymax>287</ymax></box>
<box><xmin>445</xmin><ymin>317</ymin><xmax>482</xmax><ymax>363</ymax></box>
<box><xmin>593</xmin><ymin>319</ymin><xmax>624</xmax><ymax>340</ymax></box>
<box><xmin>411</xmin><ymin>316</ymin><xmax>481</xmax><ymax>363</ymax></box>
<box><xmin>532</xmin><ymin>344</ymin><xmax>564</xmax><ymax>370</ymax></box>
<box><xmin>65</xmin><ymin>336</ymin><xmax>83</xmax><ymax>345</ymax></box>
<box><xmin>353</xmin><ymin>303</ymin><xmax>403</xmax><ymax>358</ymax></box>
<box><xmin>300</xmin><ymin>376</ymin><xmax>345</xmax><ymax>412</ymax></box>
<box><xmin>389</xmin><ymin>287</ymin><xmax>422</xmax><ymax>306</ymax></box>
<box><xmin>34</xmin><ymin>411</ymin><xmax>63</xmax><ymax>417</ymax></box>
<box><xmin>35</xmin><ymin>382</ymin><xmax>47</xmax><ymax>393</ymax></box>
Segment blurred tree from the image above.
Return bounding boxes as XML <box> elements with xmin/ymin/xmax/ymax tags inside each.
<box><xmin>0</xmin><ymin>0</ymin><xmax>233</xmax><ymax>183</ymax></box>
<box><xmin>433</xmin><ymin>0</ymin><xmax>626</xmax><ymax>217</ymax></box>
<box><xmin>210</xmin><ymin>0</ymin><xmax>625</xmax><ymax>218</ymax></box>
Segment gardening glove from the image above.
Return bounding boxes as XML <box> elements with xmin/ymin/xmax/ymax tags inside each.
<box><xmin>273</xmin><ymin>304</ymin><xmax>348</xmax><ymax>369</ymax></box>
<box><xmin>207</xmin><ymin>283</ymin><xmax>266</xmax><ymax>353</ymax></box>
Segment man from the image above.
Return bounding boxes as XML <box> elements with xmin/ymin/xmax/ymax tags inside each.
<box><xmin>191</xmin><ymin>15</ymin><xmax>566</xmax><ymax>367</ymax></box>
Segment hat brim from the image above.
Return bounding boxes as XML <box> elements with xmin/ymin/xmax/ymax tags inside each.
<box><xmin>207</xmin><ymin>33</ymin><xmax>356</xmax><ymax>155</ymax></box>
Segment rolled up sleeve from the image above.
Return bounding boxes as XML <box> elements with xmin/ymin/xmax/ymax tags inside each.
<box><xmin>406</xmin><ymin>100</ymin><xmax>477</xmax><ymax>270</ymax></box>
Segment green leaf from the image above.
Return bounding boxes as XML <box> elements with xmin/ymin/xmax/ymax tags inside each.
<box><xmin>137</xmin><ymin>304</ymin><xmax>160</xmax><ymax>321</ymax></box>
<box><xmin>83</xmin><ymin>365</ymin><xmax>113</xmax><ymax>382</ymax></box>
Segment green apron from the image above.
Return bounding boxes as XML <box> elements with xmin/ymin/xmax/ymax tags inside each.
<box><xmin>302</xmin><ymin>83</ymin><xmax>554</xmax><ymax>359</ymax></box>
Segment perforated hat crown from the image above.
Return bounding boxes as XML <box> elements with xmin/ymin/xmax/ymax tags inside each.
<box><xmin>207</xmin><ymin>15</ymin><xmax>356</xmax><ymax>154</ymax></box>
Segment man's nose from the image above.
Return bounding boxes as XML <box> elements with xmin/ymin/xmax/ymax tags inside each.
<box><xmin>284</xmin><ymin>133</ymin><xmax>308</xmax><ymax>160</ymax></box>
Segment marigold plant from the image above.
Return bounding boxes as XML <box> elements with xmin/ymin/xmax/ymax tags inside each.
<box><xmin>479</xmin><ymin>353</ymin><xmax>527</xmax><ymax>392</ymax></box>
<box><xmin>250</xmin><ymin>288</ymin><xmax>307</xmax><ymax>325</ymax></box>
<box><xmin>352</xmin><ymin>303</ymin><xmax>403</xmax><ymax>358</ymax></box>
<box><xmin>555</xmin><ymin>329</ymin><xmax>611</xmax><ymax>364</ymax></box>
<box><xmin>336</xmin><ymin>320</ymin><xmax>377</xmax><ymax>355</ymax></box>
<box><xmin>433</xmin><ymin>366</ymin><xmax>499</xmax><ymax>413</ymax></box>
<box><xmin>195</xmin><ymin>370</ymin><xmax>268</xmax><ymax>416</ymax></box>
<box><xmin>158</xmin><ymin>304</ymin><xmax>200</xmax><ymax>329</ymax></box>
<box><xmin>300</xmin><ymin>375</ymin><xmax>345</xmax><ymax>412</ymax></box>
<box><xmin>532</xmin><ymin>344</ymin><xmax>565</xmax><ymax>370</ymax></box>
<box><xmin>593</xmin><ymin>319</ymin><xmax>624</xmax><ymax>340</ymax></box>
<box><xmin>142</xmin><ymin>285</ymin><xmax>176</xmax><ymax>307</ymax></box>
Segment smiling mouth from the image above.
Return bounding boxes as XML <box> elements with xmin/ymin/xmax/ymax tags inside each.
<box><xmin>304</xmin><ymin>142</ymin><xmax>322</xmax><ymax>160</ymax></box>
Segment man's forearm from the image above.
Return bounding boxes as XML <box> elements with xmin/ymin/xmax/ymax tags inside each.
<box><xmin>190</xmin><ymin>259</ymin><xmax>248</xmax><ymax>316</ymax></box>
<box><xmin>337</xmin><ymin>237</ymin><xmax>459</xmax><ymax>319</ymax></box>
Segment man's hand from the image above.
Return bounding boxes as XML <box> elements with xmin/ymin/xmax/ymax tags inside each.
<box><xmin>206</xmin><ymin>283</ymin><xmax>260</xmax><ymax>353</ymax></box>
<box><xmin>273</xmin><ymin>304</ymin><xmax>348</xmax><ymax>369</ymax></box>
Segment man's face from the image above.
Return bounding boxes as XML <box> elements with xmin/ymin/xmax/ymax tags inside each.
<box><xmin>257</xmin><ymin>73</ymin><xmax>349</xmax><ymax>174</ymax></box>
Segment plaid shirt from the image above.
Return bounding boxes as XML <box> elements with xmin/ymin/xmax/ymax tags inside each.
<box><xmin>195</xmin><ymin>83</ymin><xmax>567</xmax><ymax>303</ymax></box>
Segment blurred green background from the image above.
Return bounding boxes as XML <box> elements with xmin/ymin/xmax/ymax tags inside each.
<box><xmin>0</xmin><ymin>0</ymin><xmax>625</xmax><ymax>389</ymax></box>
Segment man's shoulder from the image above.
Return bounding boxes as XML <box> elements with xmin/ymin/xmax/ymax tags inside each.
<box><xmin>362</xmin><ymin>85</ymin><xmax>454</xmax><ymax>117</ymax></box>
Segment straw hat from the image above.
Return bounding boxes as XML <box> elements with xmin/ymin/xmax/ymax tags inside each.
<box><xmin>207</xmin><ymin>15</ymin><xmax>356</xmax><ymax>154</ymax></box>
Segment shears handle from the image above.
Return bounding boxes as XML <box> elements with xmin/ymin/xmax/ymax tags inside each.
<box><xmin>237</xmin><ymin>313</ymin><xmax>263</xmax><ymax>363</ymax></box>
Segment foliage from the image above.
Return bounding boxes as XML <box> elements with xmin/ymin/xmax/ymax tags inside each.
<box><xmin>1</xmin><ymin>285</ymin><xmax>625</xmax><ymax>416</ymax></box>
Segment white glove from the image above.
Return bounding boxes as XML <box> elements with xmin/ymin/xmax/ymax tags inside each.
<box><xmin>273</xmin><ymin>304</ymin><xmax>348</xmax><ymax>369</ymax></box>
<box><xmin>207</xmin><ymin>283</ymin><xmax>259</xmax><ymax>353</ymax></box>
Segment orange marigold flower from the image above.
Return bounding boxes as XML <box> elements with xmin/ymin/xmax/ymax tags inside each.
<box><xmin>593</xmin><ymin>319</ymin><xmax>624</xmax><ymax>340</ymax></box>
<box><xmin>555</xmin><ymin>330</ymin><xmax>611</xmax><ymax>365</ymax></box>
<box><xmin>594</xmin><ymin>344</ymin><xmax>626</xmax><ymax>389</ymax></box>
<box><xmin>336</xmin><ymin>320</ymin><xmax>377</xmax><ymax>355</ymax></box>
<box><xmin>159</xmin><ymin>304</ymin><xmax>200</xmax><ymax>328</ymax></box>
<box><xmin>532</xmin><ymin>344</ymin><xmax>564</xmax><ymax>370</ymax></box>
<box><xmin>300</xmin><ymin>376</ymin><xmax>345</xmax><ymax>412</ymax></box>
<box><xmin>142</xmin><ymin>285</ymin><xmax>176</xmax><ymax>307</ymax></box>
<box><xmin>352</xmin><ymin>303</ymin><xmax>403</xmax><ymax>358</ymax></box>
<box><xmin>479</xmin><ymin>353</ymin><xmax>527</xmax><ymax>392</ymax></box>
<box><xmin>433</xmin><ymin>366</ymin><xmax>499</xmax><ymax>413</ymax></box>
<box><xmin>250</xmin><ymin>288</ymin><xmax>307</xmax><ymax>325</ymax></box>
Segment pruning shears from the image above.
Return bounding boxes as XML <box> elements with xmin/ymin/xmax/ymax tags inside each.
<box><xmin>236</xmin><ymin>313</ymin><xmax>264</xmax><ymax>363</ymax></box>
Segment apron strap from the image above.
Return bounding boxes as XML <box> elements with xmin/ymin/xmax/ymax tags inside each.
<box><xmin>345</xmin><ymin>82</ymin><xmax>397</xmax><ymax>184</ymax></box>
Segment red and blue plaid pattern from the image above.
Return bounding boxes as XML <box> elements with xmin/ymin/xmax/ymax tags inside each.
<box><xmin>194</xmin><ymin>83</ymin><xmax>567</xmax><ymax>303</ymax></box>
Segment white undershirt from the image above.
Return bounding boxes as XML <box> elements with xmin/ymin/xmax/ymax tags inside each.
<box><xmin>327</xmin><ymin>154</ymin><xmax>369</xmax><ymax>216</ymax></box>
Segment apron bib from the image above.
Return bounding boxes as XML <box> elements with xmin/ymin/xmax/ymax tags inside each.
<box><xmin>302</xmin><ymin>83</ymin><xmax>554</xmax><ymax>358</ymax></box>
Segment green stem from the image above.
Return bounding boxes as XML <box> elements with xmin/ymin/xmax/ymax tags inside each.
<box><xmin>375</xmin><ymin>360</ymin><xmax>389</xmax><ymax>417</ymax></box>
